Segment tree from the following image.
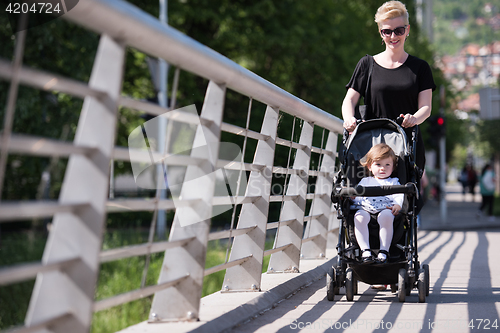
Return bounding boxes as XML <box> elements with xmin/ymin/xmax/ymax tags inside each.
<box><xmin>0</xmin><ymin>0</ymin><xmax>445</xmax><ymax>208</ymax></box>
<box><xmin>477</xmin><ymin>119</ymin><xmax>500</xmax><ymax>159</ymax></box>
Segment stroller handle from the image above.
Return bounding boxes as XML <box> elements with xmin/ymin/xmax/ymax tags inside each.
<box><xmin>333</xmin><ymin>183</ymin><xmax>417</xmax><ymax>197</ymax></box>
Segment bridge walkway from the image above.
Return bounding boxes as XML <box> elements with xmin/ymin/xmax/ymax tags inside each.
<box><xmin>232</xmin><ymin>228</ymin><xmax>500</xmax><ymax>333</ymax></box>
<box><xmin>120</xmin><ymin>184</ymin><xmax>500</xmax><ymax>333</ymax></box>
<box><xmin>228</xmin><ymin>184</ymin><xmax>500</xmax><ymax>332</ymax></box>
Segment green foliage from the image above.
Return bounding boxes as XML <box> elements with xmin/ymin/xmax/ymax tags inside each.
<box><xmin>477</xmin><ymin>119</ymin><xmax>500</xmax><ymax>159</ymax></box>
<box><xmin>92</xmin><ymin>230</ymin><xmax>162</xmax><ymax>333</ymax></box>
<box><xmin>493</xmin><ymin>196</ymin><xmax>500</xmax><ymax>216</ymax></box>
<box><xmin>433</xmin><ymin>0</ymin><xmax>500</xmax><ymax>56</ymax></box>
<box><xmin>445</xmin><ymin>115</ymin><xmax>472</xmax><ymax>159</ymax></box>
<box><xmin>0</xmin><ymin>231</ymin><xmax>48</xmax><ymax>330</ymax></box>
<box><xmin>0</xmin><ymin>0</ymin><xmax>446</xmax><ymax>203</ymax></box>
<box><xmin>125</xmin><ymin>0</ymin><xmax>440</xmax><ymax>119</ymax></box>
<box><xmin>429</xmin><ymin>0</ymin><xmax>500</xmax><ymax>164</ymax></box>
<box><xmin>0</xmin><ymin>12</ymin><xmax>98</xmax><ymax>200</ymax></box>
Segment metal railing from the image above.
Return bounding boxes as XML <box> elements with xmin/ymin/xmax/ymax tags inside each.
<box><xmin>0</xmin><ymin>0</ymin><xmax>343</xmax><ymax>331</ymax></box>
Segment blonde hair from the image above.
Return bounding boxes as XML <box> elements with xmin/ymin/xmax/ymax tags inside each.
<box><xmin>375</xmin><ymin>1</ymin><xmax>409</xmax><ymax>27</ymax></box>
<box><xmin>361</xmin><ymin>143</ymin><xmax>397</xmax><ymax>170</ymax></box>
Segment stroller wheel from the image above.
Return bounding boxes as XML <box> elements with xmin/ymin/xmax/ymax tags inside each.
<box><xmin>326</xmin><ymin>266</ymin><xmax>338</xmax><ymax>301</ymax></box>
<box><xmin>418</xmin><ymin>269</ymin><xmax>426</xmax><ymax>303</ymax></box>
<box><xmin>405</xmin><ymin>269</ymin><xmax>413</xmax><ymax>296</ymax></box>
<box><xmin>398</xmin><ymin>268</ymin><xmax>406</xmax><ymax>302</ymax></box>
<box><xmin>406</xmin><ymin>277</ymin><xmax>412</xmax><ymax>296</ymax></box>
<box><xmin>345</xmin><ymin>268</ymin><xmax>355</xmax><ymax>301</ymax></box>
<box><xmin>423</xmin><ymin>264</ymin><xmax>430</xmax><ymax>296</ymax></box>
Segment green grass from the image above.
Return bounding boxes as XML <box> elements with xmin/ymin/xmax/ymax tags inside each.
<box><xmin>0</xmin><ymin>230</ymin><xmax>273</xmax><ymax>333</ymax></box>
<box><xmin>91</xmin><ymin>239</ymin><xmax>272</xmax><ymax>333</ymax></box>
<box><xmin>492</xmin><ymin>196</ymin><xmax>500</xmax><ymax>217</ymax></box>
<box><xmin>0</xmin><ymin>231</ymin><xmax>47</xmax><ymax>330</ymax></box>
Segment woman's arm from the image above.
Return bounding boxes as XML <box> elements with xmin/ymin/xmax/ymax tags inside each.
<box><xmin>342</xmin><ymin>88</ymin><xmax>361</xmax><ymax>132</ymax></box>
<box><xmin>400</xmin><ymin>88</ymin><xmax>433</xmax><ymax>128</ymax></box>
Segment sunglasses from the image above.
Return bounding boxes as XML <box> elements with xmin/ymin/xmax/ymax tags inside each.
<box><xmin>380</xmin><ymin>26</ymin><xmax>407</xmax><ymax>37</ymax></box>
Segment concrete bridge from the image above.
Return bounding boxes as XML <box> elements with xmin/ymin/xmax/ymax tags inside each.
<box><xmin>120</xmin><ymin>186</ymin><xmax>500</xmax><ymax>333</ymax></box>
<box><xmin>0</xmin><ymin>0</ymin><xmax>499</xmax><ymax>332</ymax></box>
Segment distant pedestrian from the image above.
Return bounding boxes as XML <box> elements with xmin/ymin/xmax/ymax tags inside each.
<box><xmin>468</xmin><ymin>166</ymin><xmax>478</xmax><ymax>201</ymax></box>
<box><xmin>478</xmin><ymin>164</ymin><xmax>496</xmax><ymax>221</ymax></box>
<box><xmin>459</xmin><ymin>166</ymin><xmax>469</xmax><ymax>200</ymax></box>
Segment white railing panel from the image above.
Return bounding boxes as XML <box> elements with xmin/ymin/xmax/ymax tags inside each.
<box><xmin>149</xmin><ymin>81</ymin><xmax>226</xmax><ymax>322</ymax></box>
<box><xmin>222</xmin><ymin>105</ymin><xmax>279</xmax><ymax>292</ymax></box>
<box><xmin>24</xmin><ymin>35</ymin><xmax>125</xmax><ymax>333</ymax></box>
<box><xmin>268</xmin><ymin>121</ymin><xmax>314</xmax><ymax>272</ymax></box>
<box><xmin>301</xmin><ymin>131</ymin><xmax>339</xmax><ymax>258</ymax></box>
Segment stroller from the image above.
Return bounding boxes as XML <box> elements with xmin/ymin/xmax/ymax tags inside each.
<box><xmin>327</xmin><ymin>118</ymin><xmax>430</xmax><ymax>303</ymax></box>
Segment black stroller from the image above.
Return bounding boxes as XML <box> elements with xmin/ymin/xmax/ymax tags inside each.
<box><xmin>327</xmin><ymin>118</ymin><xmax>430</xmax><ymax>303</ymax></box>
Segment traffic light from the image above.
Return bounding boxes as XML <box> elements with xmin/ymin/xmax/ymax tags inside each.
<box><xmin>436</xmin><ymin>115</ymin><xmax>445</xmax><ymax>137</ymax></box>
<box><xmin>427</xmin><ymin>115</ymin><xmax>446</xmax><ymax>141</ymax></box>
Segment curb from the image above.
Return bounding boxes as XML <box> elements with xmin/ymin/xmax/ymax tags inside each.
<box><xmin>420</xmin><ymin>224</ymin><xmax>500</xmax><ymax>231</ymax></box>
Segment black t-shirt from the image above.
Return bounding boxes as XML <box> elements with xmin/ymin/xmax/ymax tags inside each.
<box><xmin>346</xmin><ymin>54</ymin><xmax>436</xmax><ymax>170</ymax></box>
<box><xmin>347</xmin><ymin>54</ymin><xmax>436</xmax><ymax>118</ymax></box>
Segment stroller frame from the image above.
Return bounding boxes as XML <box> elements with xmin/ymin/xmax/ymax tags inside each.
<box><xmin>327</xmin><ymin>118</ymin><xmax>430</xmax><ymax>302</ymax></box>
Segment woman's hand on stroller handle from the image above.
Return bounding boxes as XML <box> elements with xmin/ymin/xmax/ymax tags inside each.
<box><xmin>398</xmin><ymin>113</ymin><xmax>418</xmax><ymax>128</ymax></box>
<box><xmin>343</xmin><ymin>116</ymin><xmax>358</xmax><ymax>133</ymax></box>
<box><xmin>345</xmin><ymin>115</ymin><xmax>415</xmax><ymax>133</ymax></box>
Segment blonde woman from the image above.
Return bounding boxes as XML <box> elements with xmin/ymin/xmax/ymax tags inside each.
<box><xmin>342</xmin><ymin>1</ymin><xmax>435</xmax><ymax>172</ymax></box>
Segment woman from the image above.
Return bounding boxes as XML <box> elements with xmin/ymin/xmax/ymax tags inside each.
<box><xmin>343</xmin><ymin>3</ymin><xmax>435</xmax><ymax>292</ymax></box>
<box><xmin>478</xmin><ymin>164</ymin><xmax>496</xmax><ymax>221</ymax></box>
<box><xmin>342</xmin><ymin>1</ymin><xmax>436</xmax><ymax>172</ymax></box>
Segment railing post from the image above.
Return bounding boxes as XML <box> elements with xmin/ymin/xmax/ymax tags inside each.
<box><xmin>149</xmin><ymin>80</ymin><xmax>225</xmax><ymax>321</ymax></box>
<box><xmin>268</xmin><ymin>121</ymin><xmax>313</xmax><ymax>272</ymax></box>
<box><xmin>222</xmin><ymin>105</ymin><xmax>279</xmax><ymax>291</ymax></box>
<box><xmin>301</xmin><ymin>131</ymin><xmax>338</xmax><ymax>258</ymax></box>
<box><xmin>24</xmin><ymin>35</ymin><xmax>125</xmax><ymax>333</ymax></box>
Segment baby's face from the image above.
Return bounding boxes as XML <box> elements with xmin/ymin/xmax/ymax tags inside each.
<box><xmin>368</xmin><ymin>157</ymin><xmax>394</xmax><ymax>179</ymax></box>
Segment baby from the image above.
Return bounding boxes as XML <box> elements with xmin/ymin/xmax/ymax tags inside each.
<box><xmin>351</xmin><ymin>143</ymin><xmax>404</xmax><ymax>264</ymax></box>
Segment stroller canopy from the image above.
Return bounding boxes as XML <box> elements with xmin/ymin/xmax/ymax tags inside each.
<box><xmin>345</xmin><ymin>118</ymin><xmax>409</xmax><ymax>161</ymax></box>
<box><xmin>342</xmin><ymin>118</ymin><xmax>410</xmax><ymax>185</ymax></box>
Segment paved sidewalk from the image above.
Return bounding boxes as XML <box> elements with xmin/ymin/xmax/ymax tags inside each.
<box><xmin>232</xmin><ymin>229</ymin><xmax>500</xmax><ymax>333</ymax></box>
<box><xmin>419</xmin><ymin>183</ymin><xmax>500</xmax><ymax>230</ymax></box>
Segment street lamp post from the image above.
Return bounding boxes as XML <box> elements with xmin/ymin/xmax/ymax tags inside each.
<box><xmin>439</xmin><ymin>86</ymin><xmax>447</xmax><ymax>224</ymax></box>
<box><xmin>157</xmin><ymin>0</ymin><xmax>168</xmax><ymax>238</ymax></box>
